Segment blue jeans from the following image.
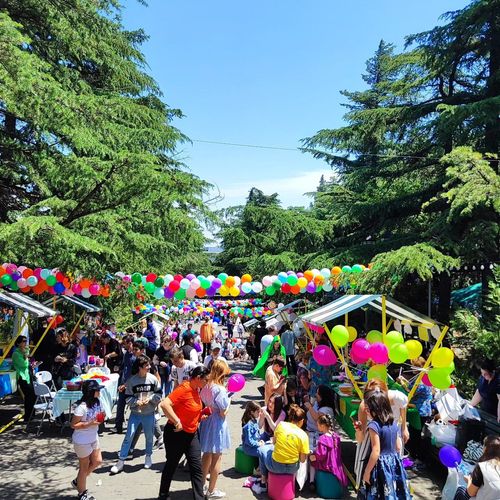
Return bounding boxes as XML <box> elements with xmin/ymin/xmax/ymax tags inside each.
<box><xmin>258</xmin><ymin>444</ymin><xmax>300</xmax><ymax>477</ymax></box>
<box><xmin>243</xmin><ymin>444</ymin><xmax>259</xmax><ymax>457</ymax></box>
<box><xmin>119</xmin><ymin>412</ymin><xmax>155</xmax><ymax>460</ymax></box>
<box><xmin>161</xmin><ymin>374</ymin><xmax>173</xmax><ymax>397</ymax></box>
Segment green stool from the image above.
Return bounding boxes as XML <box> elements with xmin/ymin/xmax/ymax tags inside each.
<box><xmin>315</xmin><ymin>470</ymin><xmax>344</xmax><ymax>499</ymax></box>
<box><xmin>235</xmin><ymin>446</ymin><xmax>258</xmax><ymax>475</ymax></box>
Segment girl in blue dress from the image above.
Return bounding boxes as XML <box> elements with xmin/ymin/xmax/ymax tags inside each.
<box><xmin>199</xmin><ymin>360</ymin><xmax>232</xmax><ymax>499</ymax></box>
<box><xmin>362</xmin><ymin>390</ymin><xmax>412</xmax><ymax>499</ymax></box>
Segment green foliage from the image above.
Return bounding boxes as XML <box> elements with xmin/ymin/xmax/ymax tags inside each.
<box><xmin>450</xmin><ymin>265</ymin><xmax>500</xmax><ymax>397</ymax></box>
<box><xmin>0</xmin><ymin>0</ymin><xmax>211</xmax><ymax>276</ymax></box>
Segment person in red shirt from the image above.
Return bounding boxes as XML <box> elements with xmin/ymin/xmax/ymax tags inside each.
<box><xmin>158</xmin><ymin>365</ymin><xmax>210</xmax><ymax>500</ymax></box>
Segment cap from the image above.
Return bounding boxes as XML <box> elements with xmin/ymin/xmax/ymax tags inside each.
<box><xmin>84</xmin><ymin>379</ymin><xmax>105</xmax><ymax>391</ymax></box>
<box><xmin>211</xmin><ymin>343</ymin><xmax>222</xmax><ymax>351</ymax></box>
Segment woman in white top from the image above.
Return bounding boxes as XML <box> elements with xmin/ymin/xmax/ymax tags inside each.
<box><xmin>71</xmin><ymin>380</ymin><xmax>105</xmax><ymax>500</ymax></box>
<box><xmin>304</xmin><ymin>384</ymin><xmax>336</xmax><ymax>432</ymax></box>
<box><xmin>454</xmin><ymin>435</ymin><xmax>500</xmax><ymax>500</ymax></box>
<box><xmin>259</xmin><ymin>393</ymin><xmax>286</xmax><ymax>440</ymax></box>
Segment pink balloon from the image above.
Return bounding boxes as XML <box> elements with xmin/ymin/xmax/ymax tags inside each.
<box><xmin>227</xmin><ymin>374</ymin><xmax>245</xmax><ymax>393</ymax></box>
<box><xmin>351</xmin><ymin>339</ymin><xmax>370</xmax><ymax>363</ymax></box>
<box><xmin>313</xmin><ymin>345</ymin><xmax>337</xmax><ymax>366</ymax></box>
<box><xmin>422</xmin><ymin>374</ymin><xmax>432</xmax><ymax>387</ymax></box>
<box><xmin>369</xmin><ymin>342</ymin><xmax>389</xmax><ymax>364</ymax></box>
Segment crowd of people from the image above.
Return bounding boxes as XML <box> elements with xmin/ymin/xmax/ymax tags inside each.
<box><xmin>8</xmin><ymin>313</ymin><xmax>500</xmax><ymax>500</ymax></box>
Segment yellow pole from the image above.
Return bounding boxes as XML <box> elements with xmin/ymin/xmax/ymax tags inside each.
<box><xmin>325</xmin><ymin>324</ymin><xmax>364</xmax><ymax>399</ymax></box>
<box><xmin>30</xmin><ymin>319</ymin><xmax>55</xmax><ymax>358</ymax></box>
<box><xmin>69</xmin><ymin>311</ymin><xmax>86</xmax><ymax>339</ymax></box>
<box><xmin>344</xmin><ymin>313</ymin><xmax>348</xmax><ymax>328</ymax></box>
<box><xmin>0</xmin><ymin>314</ymin><xmax>31</xmax><ymax>366</ymax></box>
<box><xmin>407</xmin><ymin>325</ymin><xmax>449</xmax><ymax>403</ymax></box>
<box><xmin>382</xmin><ymin>295</ymin><xmax>387</xmax><ymax>342</ymax></box>
<box><xmin>303</xmin><ymin>322</ymin><xmax>316</xmax><ymax>347</ymax></box>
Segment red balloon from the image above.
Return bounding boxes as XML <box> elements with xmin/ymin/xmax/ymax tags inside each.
<box><xmin>281</xmin><ymin>283</ymin><xmax>291</xmax><ymax>293</ymax></box>
<box><xmin>56</xmin><ymin>315</ymin><xmax>64</xmax><ymax>324</ymax></box>
<box><xmin>174</xmin><ymin>274</ymin><xmax>183</xmax><ymax>282</ymax></box>
<box><xmin>169</xmin><ymin>281</ymin><xmax>180</xmax><ymax>292</ymax></box>
<box><xmin>56</xmin><ymin>271</ymin><xmax>65</xmax><ymax>282</ymax></box>
<box><xmin>22</xmin><ymin>268</ymin><xmax>33</xmax><ymax>278</ymax></box>
<box><xmin>146</xmin><ymin>273</ymin><xmax>157</xmax><ymax>283</ymax></box>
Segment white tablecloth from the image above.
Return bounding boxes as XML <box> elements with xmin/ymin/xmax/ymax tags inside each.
<box><xmin>52</xmin><ymin>373</ymin><xmax>119</xmax><ymax>418</ymax></box>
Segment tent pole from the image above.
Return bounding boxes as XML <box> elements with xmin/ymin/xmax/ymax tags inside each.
<box><xmin>0</xmin><ymin>314</ymin><xmax>31</xmax><ymax>366</ymax></box>
<box><xmin>303</xmin><ymin>322</ymin><xmax>316</xmax><ymax>347</ymax></box>
<box><xmin>407</xmin><ymin>325</ymin><xmax>449</xmax><ymax>403</ymax></box>
<box><xmin>69</xmin><ymin>311</ymin><xmax>86</xmax><ymax>339</ymax></box>
<box><xmin>344</xmin><ymin>313</ymin><xmax>348</xmax><ymax>328</ymax></box>
<box><xmin>382</xmin><ymin>295</ymin><xmax>387</xmax><ymax>342</ymax></box>
<box><xmin>324</xmin><ymin>324</ymin><xmax>363</xmax><ymax>399</ymax></box>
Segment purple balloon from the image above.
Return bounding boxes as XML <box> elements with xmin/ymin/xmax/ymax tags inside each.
<box><xmin>194</xmin><ymin>342</ymin><xmax>202</xmax><ymax>353</ymax></box>
<box><xmin>11</xmin><ymin>272</ymin><xmax>21</xmax><ymax>281</ymax></box>
<box><xmin>439</xmin><ymin>445</ymin><xmax>462</xmax><ymax>468</ymax></box>
<box><xmin>297</xmin><ymin>272</ymin><xmax>304</xmax><ymax>278</ymax></box>
<box><xmin>186</xmin><ymin>274</ymin><xmax>196</xmax><ymax>281</ymax></box>
<box><xmin>306</xmin><ymin>282</ymin><xmax>316</xmax><ymax>293</ymax></box>
<box><xmin>212</xmin><ymin>278</ymin><xmax>222</xmax><ymax>288</ymax></box>
<box><xmin>164</xmin><ymin>288</ymin><xmax>174</xmax><ymax>299</ymax></box>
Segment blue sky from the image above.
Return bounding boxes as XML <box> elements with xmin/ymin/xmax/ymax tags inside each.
<box><xmin>121</xmin><ymin>0</ymin><xmax>469</xmax><ymax>212</ymax></box>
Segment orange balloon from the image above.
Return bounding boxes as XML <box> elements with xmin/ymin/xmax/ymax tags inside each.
<box><xmin>22</xmin><ymin>268</ymin><xmax>33</xmax><ymax>278</ymax></box>
<box><xmin>19</xmin><ymin>286</ymin><xmax>31</xmax><ymax>293</ymax></box>
<box><xmin>225</xmin><ymin>276</ymin><xmax>235</xmax><ymax>288</ymax></box>
<box><xmin>80</xmin><ymin>278</ymin><xmax>92</xmax><ymax>289</ymax></box>
<box><xmin>332</xmin><ymin>266</ymin><xmax>342</xmax><ymax>275</ymax></box>
<box><xmin>33</xmin><ymin>282</ymin><xmax>47</xmax><ymax>294</ymax></box>
<box><xmin>314</xmin><ymin>275</ymin><xmax>324</xmax><ymax>285</ymax></box>
<box><xmin>241</xmin><ymin>274</ymin><xmax>252</xmax><ymax>283</ymax></box>
<box><xmin>303</xmin><ymin>270</ymin><xmax>314</xmax><ymax>282</ymax></box>
<box><xmin>290</xmin><ymin>285</ymin><xmax>301</xmax><ymax>294</ymax></box>
<box><xmin>196</xmin><ymin>288</ymin><xmax>207</xmax><ymax>298</ymax></box>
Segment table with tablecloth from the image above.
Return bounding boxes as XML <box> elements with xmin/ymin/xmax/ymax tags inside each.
<box><xmin>53</xmin><ymin>373</ymin><xmax>119</xmax><ymax>418</ymax></box>
<box><xmin>0</xmin><ymin>370</ymin><xmax>17</xmax><ymax>397</ymax></box>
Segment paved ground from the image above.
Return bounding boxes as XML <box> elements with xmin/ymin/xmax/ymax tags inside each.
<box><xmin>0</xmin><ymin>359</ymin><xmax>444</xmax><ymax>499</ymax></box>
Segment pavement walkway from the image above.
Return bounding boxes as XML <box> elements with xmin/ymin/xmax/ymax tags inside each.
<box><xmin>0</xmin><ymin>359</ymin><xmax>443</xmax><ymax>499</ymax></box>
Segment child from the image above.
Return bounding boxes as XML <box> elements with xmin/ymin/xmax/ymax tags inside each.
<box><xmin>241</xmin><ymin>401</ymin><xmax>265</xmax><ymax>457</ymax></box>
<box><xmin>310</xmin><ymin>414</ymin><xmax>347</xmax><ymax>487</ymax></box>
<box><xmin>361</xmin><ymin>390</ymin><xmax>411</xmax><ymax>499</ymax></box>
<box><xmin>70</xmin><ymin>380</ymin><xmax>104</xmax><ymax>500</ymax></box>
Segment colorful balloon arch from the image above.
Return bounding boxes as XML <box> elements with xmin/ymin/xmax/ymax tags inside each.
<box><xmin>0</xmin><ymin>262</ymin><xmax>371</xmax><ymax>299</ymax></box>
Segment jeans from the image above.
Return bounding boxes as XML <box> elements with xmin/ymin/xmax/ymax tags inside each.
<box><xmin>258</xmin><ymin>444</ymin><xmax>300</xmax><ymax>477</ymax></box>
<box><xmin>114</xmin><ymin>391</ymin><xmax>127</xmax><ymax>431</ymax></box>
<box><xmin>160</xmin><ymin>374</ymin><xmax>173</xmax><ymax>397</ymax></box>
<box><xmin>243</xmin><ymin>444</ymin><xmax>259</xmax><ymax>457</ymax></box>
<box><xmin>130</xmin><ymin>414</ymin><xmax>162</xmax><ymax>450</ymax></box>
<box><xmin>159</xmin><ymin>423</ymin><xmax>204</xmax><ymax>500</ymax></box>
<box><xmin>118</xmin><ymin>412</ymin><xmax>155</xmax><ymax>460</ymax></box>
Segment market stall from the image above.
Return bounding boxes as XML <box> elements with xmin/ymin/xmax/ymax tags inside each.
<box><xmin>0</xmin><ymin>291</ymin><xmax>57</xmax><ymax>397</ymax></box>
<box><xmin>300</xmin><ymin>294</ymin><xmax>452</xmax><ymax>437</ymax></box>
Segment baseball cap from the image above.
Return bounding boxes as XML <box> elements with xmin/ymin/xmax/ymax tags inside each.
<box><xmin>211</xmin><ymin>343</ymin><xmax>222</xmax><ymax>351</ymax></box>
<box><xmin>84</xmin><ymin>379</ymin><xmax>105</xmax><ymax>391</ymax></box>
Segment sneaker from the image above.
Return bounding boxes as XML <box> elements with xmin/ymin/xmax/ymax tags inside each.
<box><xmin>127</xmin><ymin>448</ymin><xmax>135</xmax><ymax>458</ymax></box>
<box><xmin>144</xmin><ymin>455</ymin><xmax>152</xmax><ymax>469</ymax></box>
<box><xmin>203</xmin><ymin>485</ymin><xmax>208</xmax><ymax>495</ymax></box>
<box><xmin>206</xmin><ymin>489</ymin><xmax>226</xmax><ymax>499</ymax></box>
<box><xmin>154</xmin><ymin>439</ymin><xmax>164</xmax><ymax>450</ymax></box>
<box><xmin>251</xmin><ymin>481</ymin><xmax>267</xmax><ymax>494</ymax></box>
<box><xmin>78</xmin><ymin>490</ymin><xmax>96</xmax><ymax>500</ymax></box>
<box><xmin>110</xmin><ymin>459</ymin><xmax>124</xmax><ymax>474</ymax></box>
<box><xmin>109</xmin><ymin>427</ymin><xmax>123</xmax><ymax>434</ymax></box>
<box><xmin>71</xmin><ymin>478</ymin><xmax>78</xmax><ymax>490</ymax></box>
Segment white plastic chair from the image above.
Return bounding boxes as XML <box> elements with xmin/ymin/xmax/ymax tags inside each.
<box><xmin>35</xmin><ymin>371</ymin><xmax>57</xmax><ymax>396</ymax></box>
<box><xmin>26</xmin><ymin>382</ymin><xmax>55</xmax><ymax>436</ymax></box>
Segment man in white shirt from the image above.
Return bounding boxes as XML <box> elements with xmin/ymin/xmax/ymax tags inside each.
<box><xmin>260</xmin><ymin>326</ymin><xmax>276</xmax><ymax>356</ymax></box>
<box><xmin>203</xmin><ymin>343</ymin><xmax>228</xmax><ymax>370</ymax></box>
<box><xmin>170</xmin><ymin>347</ymin><xmax>198</xmax><ymax>388</ymax></box>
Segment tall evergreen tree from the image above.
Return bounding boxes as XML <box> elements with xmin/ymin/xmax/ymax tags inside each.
<box><xmin>0</xmin><ymin>0</ymin><xmax>211</xmax><ymax>275</ymax></box>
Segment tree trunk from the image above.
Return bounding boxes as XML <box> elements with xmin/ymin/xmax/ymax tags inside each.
<box><xmin>437</xmin><ymin>272</ymin><xmax>452</xmax><ymax>324</ymax></box>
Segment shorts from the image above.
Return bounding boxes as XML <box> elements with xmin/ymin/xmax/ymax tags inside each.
<box><xmin>73</xmin><ymin>439</ymin><xmax>100</xmax><ymax>458</ymax></box>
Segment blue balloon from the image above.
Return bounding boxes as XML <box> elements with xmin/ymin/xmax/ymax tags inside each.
<box><xmin>439</xmin><ymin>445</ymin><xmax>462</xmax><ymax>468</ymax></box>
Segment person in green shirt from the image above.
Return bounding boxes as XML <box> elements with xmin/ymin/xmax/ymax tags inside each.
<box><xmin>12</xmin><ymin>335</ymin><xmax>36</xmax><ymax>422</ymax></box>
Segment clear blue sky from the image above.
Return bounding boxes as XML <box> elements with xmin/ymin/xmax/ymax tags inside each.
<box><xmin>121</xmin><ymin>0</ymin><xmax>469</xmax><ymax>212</ymax></box>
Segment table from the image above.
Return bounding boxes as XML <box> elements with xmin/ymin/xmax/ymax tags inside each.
<box><xmin>0</xmin><ymin>370</ymin><xmax>17</xmax><ymax>397</ymax></box>
<box><xmin>332</xmin><ymin>387</ymin><xmax>361</xmax><ymax>440</ymax></box>
<box><xmin>53</xmin><ymin>373</ymin><xmax>119</xmax><ymax>418</ymax></box>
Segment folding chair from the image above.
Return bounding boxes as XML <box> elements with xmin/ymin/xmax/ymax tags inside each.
<box><xmin>35</xmin><ymin>371</ymin><xmax>57</xmax><ymax>397</ymax></box>
<box><xmin>26</xmin><ymin>382</ymin><xmax>55</xmax><ymax>436</ymax></box>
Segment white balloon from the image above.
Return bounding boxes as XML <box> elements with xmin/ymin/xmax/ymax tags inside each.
<box><xmin>252</xmin><ymin>282</ymin><xmax>263</xmax><ymax>293</ymax></box>
<box><xmin>233</xmin><ymin>276</ymin><xmax>241</xmax><ymax>287</ymax></box>
<box><xmin>323</xmin><ymin>282</ymin><xmax>333</xmax><ymax>292</ymax></box>
<box><xmin>320</xmin><ymin>268</ymin><xmax>331</xmax><ymax>278</ymax></box>
<box><xmin>81</xmin><ymin>288</ymin><xmax>91</xmax><ymax>298</ymax></box>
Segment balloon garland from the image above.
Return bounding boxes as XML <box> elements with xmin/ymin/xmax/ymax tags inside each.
<box><xmin>0</xmin><ymin>262</ymin><xmax>370</xmax><ymax>299</ymax></box>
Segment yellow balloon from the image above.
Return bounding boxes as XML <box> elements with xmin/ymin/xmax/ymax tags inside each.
<box><xmin>297</xmin><ymin>277</ymin><xmax>308</xmax><ymax>288</ymax></box>
<box><xmin>432</xmin><ymin>347</ymin><xmax>454</xmax><ymax>368</ymax></box>
<box><xmin>367</xmin><ymin>364</ymin><xmax>387</xmax><ymax>382</ymax></box>
<box><xmin>347</xmin><ymin>326</ymin><xmax>358</xmax><ymax>342</ymax></box>
<box><xmin>405</xmin><ymin>339</ymin><xmax>423</xmax><ymax>359</ymax></box>
<box><xmin>219</xmin><ymin>285</ymin><xmax>229</xmax><ymax>297</ymax></box>
<box><xmin>229</xmin><ymin>286</ymin><xmax>240</xmax><ymax>297</ymax></box>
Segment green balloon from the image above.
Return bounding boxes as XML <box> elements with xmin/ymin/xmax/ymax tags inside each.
<box><xmin>9</xmin><ymin>281</ymin><xmax>19</xmax><ymax>291</ymax></box>
<box><xmin>174</xmin><ymin>288</ymin><xmax>186</xmax><ymax>300</ymax></box>
<box><xmin>154</xmin><ymin>277</ymin><xmax>164</xmax><ymax>287</ymax></box>
<box><xmin>127</xmin><ymin>285</ymin><xmax>136</xmax><ymax>294</ymax></box>
<box><xmin>217</xmin><ymin>273</ymin><xmax>228</xmax><ymax>284</ymax></box>
<box><xmin>287</xmin><ymin>275</ymin><xmax>298</xmax><ymax>286</ymax></box>
<box><xmin>144</xmin><ymin>282</ymin><xmax>155</xmax><ymax>294</ymax></box>
<box><xmin>389</xmin><ymin>343</ymin><xmax>409</xmax><ymax>364</ymax></box>
<box><xmin>368</xmin><ymin>364</ymin><xmax>387</xmax><ymax>382</ymax></box>
<box><xmin>46</xmin><ymin>275</ymin><xmax>57</xmax><ymax>286</ymax></box>
<box><xmin>1</xmin><ymin>274</ymin><xmax>12</xmax><ymax>286</ymax></box>
<box><xmin>265</xmin><ymin>286</ymin><xmax>276</xmax><ymax>296</ymax></box>
<box><xmin>366</xmin><ymin>330</ymin><xmax>382</xmax><ymax>344</ymax></box>
<box><xmin>273</xmin><ymin>280</ymin><xmax>282</xmax><ymax>289</ymax></box>
<box><xmin>385</xmin><ymin>330</ymin><xmax>404</xmax><ymax>348</ymax></box>
<box><xmin>442</xmin><ymin>361</ymin><xmax>455</xmax><ymax>374</ymax></box>
<box><xmin>331</xmin><ymin>325</ymin><xmax>349</xmax><ymax>347</ymax></box>
<box><xmin>342</xmin><ymin>265</ymin><xmax>352</xmax><ymax>273</ymax></box>
<box><xmin>200</xmin><ymin>278</ymin><xmax>210</xmax><ymax>289</ymax></box>
<box><xmin>352</xmin><ymin>264</ymin><xmax>363</xmax><ymax>274</ymax></box>
<box><xmin>131</xmin><ymin>272</ymin><xmax>142</xmax><ymax>285</ymax></box>
<box><xmin>428</xmin><ymin>368</ymin><xmax>452</xmax><ymax>389</ymax></box>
